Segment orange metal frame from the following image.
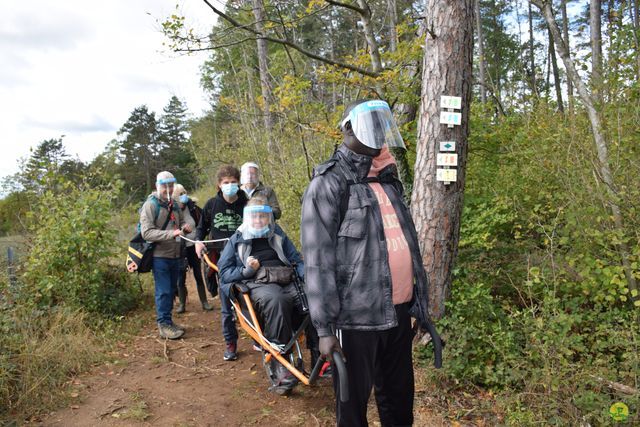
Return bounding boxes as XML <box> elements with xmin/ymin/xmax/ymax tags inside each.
<box><xmin>202</xmin><ymin>252</ymin><xmax>311</xmax><ymax>386</ymax></box>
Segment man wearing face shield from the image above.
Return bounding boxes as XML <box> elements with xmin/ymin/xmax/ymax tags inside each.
<box><xmin>218</xmin><ymin>196</ymin><xmax>309</xmax><ymax>394</ymax></box>
<box><xmin>140</xmin><ymin>171</ymin><xmax>192</xmax><ymax>340</ymax></box>
<box><xmin>240</xmin><ymin>162</ymin><xmax>282</xmax><ymax>220</ymax></box>
<box><xmin>301</xmin><ymin>100</ymin><xmax>442</xmax><ymax>426</ymax></box>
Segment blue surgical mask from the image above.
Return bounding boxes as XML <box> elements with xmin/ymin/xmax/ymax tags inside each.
<box><xmin>248</xmin><ymin>225</ymin><xmax>270</xmax><ymax>238</ymax></box>
<box><xmin>221</xmin><ymin>183</ymin><xmax>239</xmax><ymax>197</ymax></box>
<box><xmin>179</xmin><ymin>194</ymin><xmax>189</xmax><ymax>204</ymax></box>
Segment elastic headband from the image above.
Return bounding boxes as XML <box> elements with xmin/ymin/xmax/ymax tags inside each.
<box><xmin>244</xmin><ymin>205</ymin><xmax>273</xmax><ymax>214</ymax></box>
<box><xmin>157</xmin><ymin>177</ymin><xmax>177</xmax><ymax>185</ymax></box>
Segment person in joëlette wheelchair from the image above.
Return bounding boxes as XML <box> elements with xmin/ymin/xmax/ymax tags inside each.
<box><xmin>217</xmin><ymin>196</ymin><xmax>322</xmax><ymax>395</ymax></box>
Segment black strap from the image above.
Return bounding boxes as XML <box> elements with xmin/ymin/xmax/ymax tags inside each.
<box><xmin>159</xmin><ymin>201</ymin><xmax>173</xmax><ymax>231</ymax></box>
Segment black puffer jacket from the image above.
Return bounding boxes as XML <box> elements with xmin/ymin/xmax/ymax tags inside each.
<box><xmin>301</xmin><ymin>145</ymin><xmax>435</xmax><ymax>338</ymax></box>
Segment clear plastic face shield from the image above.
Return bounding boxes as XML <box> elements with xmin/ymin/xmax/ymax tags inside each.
<box><xmin>156</xmin><ymin>177</ymin><xmax>177</xmax><ymax>202</ymax></box>
<box><xmin>340</xmin><ymin>100</ymin><xmax>405</xmax><ymax>150</ymax></box>
<box><xmin>240</xmin><ymin>163</ymin><xmax>260</xmax><ymax>187</ymax></box>
<box><xmin>241</xmin><ymin>205</ymin><xmax>274</xmax><ymax>240</ymax></box>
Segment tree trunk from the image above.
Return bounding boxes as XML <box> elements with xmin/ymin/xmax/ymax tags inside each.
<box><xmin>590</xmin><ymin>0</ymin><xmax>603</xmax><ymax>102</ymax></box>
<box><xmin>561</xmin><ymin>0</ymin><xmax>574</xmax><ymax>113</ymax></box>
<box><xmin>387</xmin><ymin>0</ymin><xmax>398</xmax><ymax>53</ymax></box>
<box><xmin>412</xmin><ymin>0</ymin><xmax>474</xmax><ymax>319</ymax></box>
<box><xmin>252</xmin><ymin>0</ymin><xmax>276</xmax><ymax>151</ymax></box>
<box><xmin>355</xmin><ymin>0</ymin><xmax>384</xmax><ymax>96</ymax></box>
<box><xmin>387</xmin><ymin>0</ymin><xmax>414</xmax><ymax>199</ymax></box>
<box><xmin>475</xmin><ymin>0</ymin><xmax>487</xmax><ymax>103</ymax></box>
<box><xmin>532</xmin><ymin>0</ymin><xmax>638</xmax><ymax>299</ymax></box>
<box><xmin>528</xmin><ymin>2</ymin><xmax>539</xmax><ymax>97</ymax></box>
<box><xmin>634</xmin><ymin>0</ymin><xmax>640</xmax><ymax>81</ymax></box>
<box><xmin>548</xmin><ymin>26</ymin><xmax>564</xmax><ymax>112</ymax></box>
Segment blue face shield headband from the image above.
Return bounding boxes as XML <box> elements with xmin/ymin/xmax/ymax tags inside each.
<box><xmin>157</xmin><ymin>177</ymin><xmax>177</xmax><ymax>185</ymax></box>
<box><xmin>244</xmin><ymin>205</ymin><xmax>273</xmax><ymax>214</ymax></box>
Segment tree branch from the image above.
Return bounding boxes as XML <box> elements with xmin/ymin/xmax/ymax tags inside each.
<box><xmin>324</xmin><ymin>0</ymin><xmax>366</xmax><ymax>15</ymax></box>
<box><xmin>201</xmin><ymin>0</ymin><xmax>379</xmax><ymax>77</ymax></box>
<box><xmin>174</xmin><ymin>37</ymin><xmax>257</xmax><ymax>52</ymax></box>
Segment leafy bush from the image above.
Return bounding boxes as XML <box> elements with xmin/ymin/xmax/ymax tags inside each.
<box><xmin>21</xmin><ymin>179</ymin><xmax>141</xmax><ymax>316</ymax></box>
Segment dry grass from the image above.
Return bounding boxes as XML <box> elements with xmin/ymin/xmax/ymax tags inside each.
<box><xmin>0</xmin><ymin>307</ymin><xmax>102</xmax><ymax>422</ymax></box>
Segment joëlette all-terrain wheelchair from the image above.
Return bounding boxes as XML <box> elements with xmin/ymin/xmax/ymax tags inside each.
<box><xmin>201</xmin><ymin>250</ymin><xmax>348</xmax><ymax>397</ymax></box>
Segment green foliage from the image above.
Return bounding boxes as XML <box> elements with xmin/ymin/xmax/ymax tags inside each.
<box><xmin>21</xmin><ymin>179</ymin><xmax>141</xmax><ymax>316</ymax></box>
<box><xmin>416</xmin><ymin>100</ymin><xmax>640</xmax><ymax>424</ymax></box>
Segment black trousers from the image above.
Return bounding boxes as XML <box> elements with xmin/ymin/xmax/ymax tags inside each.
<box><xmin>177</xmin><ymin>245</ymin><xmax>208</xmax><ymax>303</ymax></box>
<box><xmin>246</xmin><ymin>282</ymin><xmax>319</xmax><ymax>352</ymax></box>
<box><xmin>333</xmin><ymin>303</ymin><xmax>415</xmax><ymax>427</ymax></box>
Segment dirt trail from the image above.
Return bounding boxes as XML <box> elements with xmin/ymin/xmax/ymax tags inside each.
<box><xmin>45</xmin><ymin>278</ymin><xmax>447</xmax><ymax>427</ymax></box>
<box><xmin>46</xmin><ymin>278</ymin><xmax>336</xmax><ymax>426</ymax></box>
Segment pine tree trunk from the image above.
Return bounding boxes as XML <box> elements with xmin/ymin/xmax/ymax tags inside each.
<box><xmin>528</xmin><ymin>2</ymin><xmax>539</xmax><ymax>97</ymax></box>
<box><xmin>412</xmin><ymin>0</ymin><xmax>474</xmax><ymax>319</ymax></box>
<box><xmin>590</xmin><ymin>0</ymin><xmax>603</xmax><ymax>102</ymax></box>
<box><xmin>387</xmin><ymin>0</ymin><xmax>398</xmax><ymax>53</ymax></box>
<box><xmin>387</xmin><ymin>0</ymin><xmax>414</xmax><ymax>199</ymax></box>
<box><xmin>252</xmin><ymin>0</ymin><xmax>276</xmax><ymax>151</ymax></box>
<box><xmin>549</xmin><ymin>26</ymin><xmax>564</xmax><ymax>112</ymax></box>
<box><xmin>532</xmin><ymin>0</ymin><xmax>638</xmax><ymax>300</ymax></box>
<box><xmin>356</xmin><ymin>0</ymin><xmax>384</xmax><ymax>96</ymax></box>
<box><xmin>561</xmin><ymin>0</ymin><xmax>574</xmax><ymax>113</ymax></box>
<box><xmin>634</xmin><ymin>0</ymin><xmax>640</xmax><ymax>81</ymax></box>
<box><xmin>475</xmin><ymin>0</ymin><xmax>487</xmax><ymax>103</ymax></box>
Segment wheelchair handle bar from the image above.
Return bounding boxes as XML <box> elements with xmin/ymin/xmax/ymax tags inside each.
<box><xmin>333</xmin><ymin>351</ymin><xmax>349</xmax><ymax>402</ymax></box>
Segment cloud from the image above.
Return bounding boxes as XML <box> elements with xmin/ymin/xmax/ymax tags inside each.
<box><xmin>21</xmin><ymin>115</ymin><xmax>115</xmax><ymax>134</ymax></box>
<box><xmin>0</xmin><ymin>7</ymin><xmax>92</xmax><ymax>53</ymax></box>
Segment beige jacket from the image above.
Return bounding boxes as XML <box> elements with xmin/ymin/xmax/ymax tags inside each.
<box><xmin>140</xmin><ymin>193</ymin><xmax>188</xmax><ymax>258</ymax></box>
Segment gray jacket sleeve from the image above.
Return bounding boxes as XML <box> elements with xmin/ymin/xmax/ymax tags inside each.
<box><xmin>140</xmin><ymin>200</ymin><xmax>174</xmax><ymax>242</ymax></box>
<box><xmin>300</xmin><ymin>175</ymin><xmax>342</xmax><ymax>337</ymax></box>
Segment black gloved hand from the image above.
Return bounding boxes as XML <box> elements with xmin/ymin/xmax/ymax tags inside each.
<box><xmin>319</xmin><ymin>335</ymin><xmax>345</xmax><ymax>363</ymax></box>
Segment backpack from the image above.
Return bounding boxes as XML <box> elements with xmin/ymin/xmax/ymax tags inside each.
<box><xmin>126</xmin><ymin>197</ymin><xmax>172</xmax><ymax>273</ymax></box>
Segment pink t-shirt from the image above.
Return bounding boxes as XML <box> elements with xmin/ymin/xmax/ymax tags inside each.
<box><xmin>368</xmin><ymin>147</ymin><xmax>414</xmax><ymax>304</ymax></box>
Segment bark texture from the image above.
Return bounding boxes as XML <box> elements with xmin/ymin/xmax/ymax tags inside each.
<box><xmin>411</xmin><ymin>0</ymin><xmax>474</xmax><ymax>319</ymax></box>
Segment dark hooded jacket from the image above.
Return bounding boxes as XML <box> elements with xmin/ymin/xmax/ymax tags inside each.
<box><xmin>218</xmin><ymin>224</ymin><xmax>304</xmax><ymax>297</ymax></box>
<box><xmin>301</xmin><ymin>145</ymin><xmax>433</xmax><ymax>338</ymax></box>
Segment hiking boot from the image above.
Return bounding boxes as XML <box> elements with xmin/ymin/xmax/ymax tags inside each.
<box><xmin>201</xmin><ymin>301</ymin><xmax>213</xmax><ymax>311</ymax></box>
<box><xmin>223</xmin><ymin>342</ymin><xmax>238</xmax><ymax>361</ymax></box>
<box><xmin>173</xmin><ymin>322</ymin><xmax>186</xmax><ymax>332</ymax></box>
<box><xmin>158</xmin><ymin>323</ymin><xmax>184</xmax><ymax>340</ymax></box>
<box><xmin>270</xmin><ymin>360</ymin><xmax>298</xmax><ymax>395</ymax></box>
<box><xmin>177</xmin><ymin>285</ymin><xmax>187</xmax><ymax>313</ymax></box>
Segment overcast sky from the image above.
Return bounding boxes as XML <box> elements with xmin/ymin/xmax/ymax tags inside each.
<box><xmin>0</xmin><ymin>0</ymin><xmax>217</xmax><ymax>179</ymax></box>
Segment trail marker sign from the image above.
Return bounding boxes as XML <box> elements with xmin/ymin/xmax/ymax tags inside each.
<box><xmin>436</xmin><ymin>168</ymin><xmax>457</xmax><ymax>183</ymax></box>
<box><xmin>439</xmin><ymin>111</ymin><xmax>461</xmax><ymax>126</ymax></box>
<box><xmin>440</xmin><ymin>96</ymin><xmax>462</xmax><ymax>110</ymax></box>
<box><xmin>440</xmin><ymin>141</ymin><xmax>456</xmax><ymax>152</ymax></box>
<box><xmin>437</xmin><ymin>153</ymin><xmax>458</xmax><ymax>167</ymax></box>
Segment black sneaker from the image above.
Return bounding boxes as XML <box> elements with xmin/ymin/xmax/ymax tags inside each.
<box><xmin>223</xmin><ymin>342</ymin><xmax>238</xmax><ymax>361</ymax></box>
